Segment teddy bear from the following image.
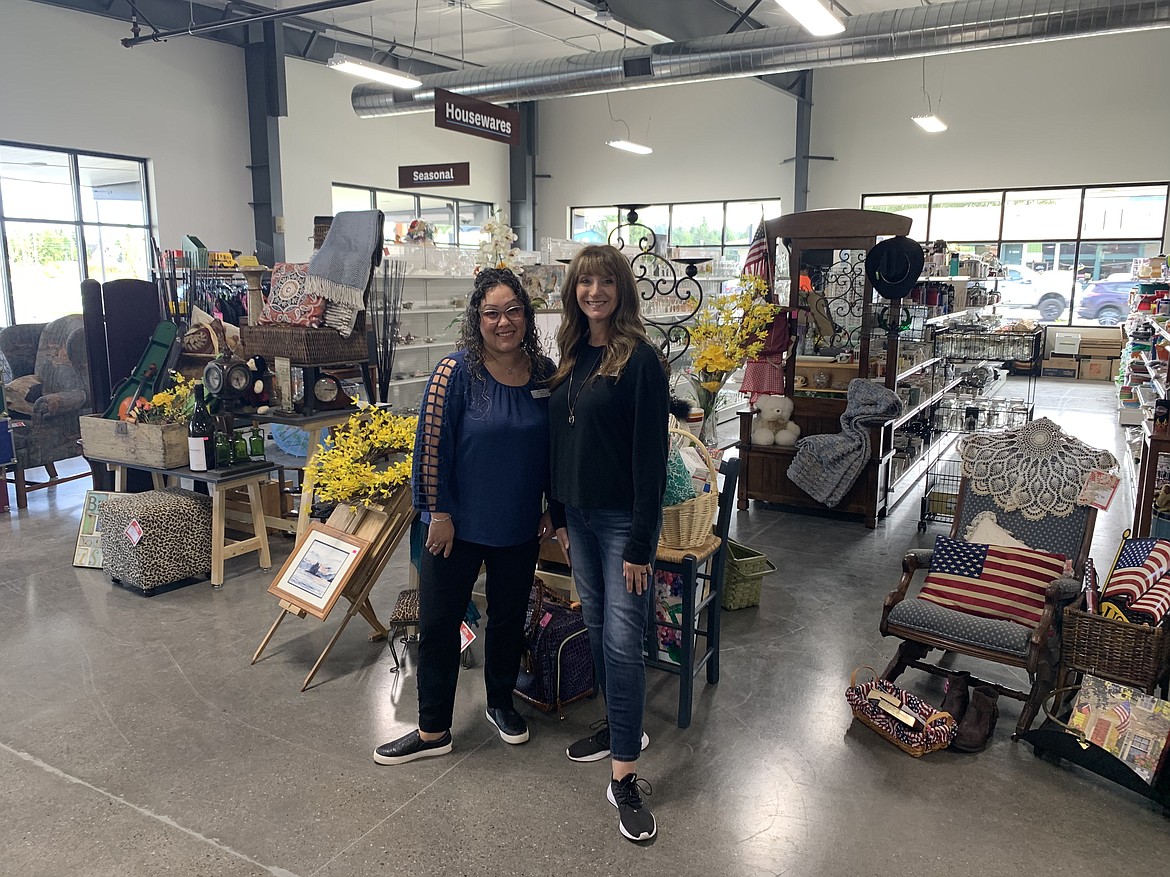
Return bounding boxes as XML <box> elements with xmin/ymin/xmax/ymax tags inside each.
<box><xmin>751</xmin><ymin>394</ymin><xmax>802</xmax><ymax>447</ymax></box>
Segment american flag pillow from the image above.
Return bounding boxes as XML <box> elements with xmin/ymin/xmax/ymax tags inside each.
<box><xmin>1127</xmin><ymin>577</ymin><xmax>1170</xmax><ymax>626</ymax></box>
<box><xmin>1101</xmin><ymin>538</ymin><xmax>1170</xmax><ymax>606</ymax></box>
<box><xmin>920</xmin><ymin>536</ymin><xmax>1067</xmax><ymax>628</ymax></box>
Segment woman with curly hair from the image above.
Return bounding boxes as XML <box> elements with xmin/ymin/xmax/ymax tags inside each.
<box><xmin>374</xmin><ymin>268</ymin><xmax>555</xmax><ymax>765</ymax></box>
<box><xmin>548</xmin><ymin>245</ymin><xmax>669</xmax><ymax>842</ymax></box>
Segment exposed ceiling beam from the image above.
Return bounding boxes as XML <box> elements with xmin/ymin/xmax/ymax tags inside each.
<box><xmin>120</xmin><ymin>0</ymin><xmax>367</xmax><ymax>48</ymax></box>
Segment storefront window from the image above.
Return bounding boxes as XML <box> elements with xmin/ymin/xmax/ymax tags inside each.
<box><xmin>332</xmin><ymin>185</ymin><xmax>492</xmax><ymax>249</ymax></box>
<box><xmin>0</xmin><ymin>142</ymin><xmax>153</xmax><ymax>326</ymax></box>
<box><xmin>862</xmin><ymin>183</ymin><xmax>1169</xmax><ymax>327</ymax></box>
<box><xmin>670</xmin><ymin>202</ymin><xmax>724</xmax><ymax>246</ymax></box>
<box><xmin>571</xmin><ymin>207</ymin><xmax>618</xmax><ymax>243</ymax></box>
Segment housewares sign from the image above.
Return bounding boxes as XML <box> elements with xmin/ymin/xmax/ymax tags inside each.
<box><xmin>434</xmin><ymin>88</ymin><xmax>520</xmax><ymax>146</ymax></box>
<box><xmin>398</xmin><ymin>162</ymin><xmax>471</xmax><ymax>188</ymax></box>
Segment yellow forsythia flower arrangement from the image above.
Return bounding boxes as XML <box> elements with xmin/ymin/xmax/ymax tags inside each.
<box><xmin>127</xmin><ymin>371</ymin><xmax>198</xmax><ymax>424</ymax></box>
<box><xmin>686</xmin><ymin>274</ymin><xmax>778</xmax><ymax>426</ymax></box>
<box><xmin>311</xmin><ymin>408</ymin><xmax>418</xmax><ymax>506</ymax></box>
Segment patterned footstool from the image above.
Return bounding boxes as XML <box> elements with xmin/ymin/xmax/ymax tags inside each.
<box><xmin>99</xmin><ymin>488</ymin><xmax>213</xmax><ymax>594</ymax></box>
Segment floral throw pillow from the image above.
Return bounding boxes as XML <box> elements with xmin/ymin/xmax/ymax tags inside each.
<box><xmin>258</xmin><ymin>262</ymin><xmax>324</xmax><ymax>327</ymax></box>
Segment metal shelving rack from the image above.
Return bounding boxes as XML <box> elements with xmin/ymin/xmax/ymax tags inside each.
<box><xmin>917</xmin><ymin>325</ymin><xmax>1045</xmax><ymax>531</ymax></box>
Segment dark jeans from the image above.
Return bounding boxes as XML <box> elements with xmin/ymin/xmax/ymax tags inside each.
<box><xmin>417</xmin><ymin>536</ymin><xmax>539</xmax><ymax>734</ymax></box>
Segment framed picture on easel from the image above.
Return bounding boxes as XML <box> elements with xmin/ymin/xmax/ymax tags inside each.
<box><xmin>267</xmin><ymin>523</ymin><xmax>369</xmax><ymax>620</ymax></box>
<box><xmin>73</xmin><ymin>489</ymin><xmax>116</xmax><ymax>568</ymax></box>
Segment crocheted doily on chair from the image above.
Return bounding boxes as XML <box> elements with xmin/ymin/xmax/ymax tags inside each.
<box><xmin>959</xmin><ymin>417</ymin><xmax>1118</xmax><ymax>520</ymax></box>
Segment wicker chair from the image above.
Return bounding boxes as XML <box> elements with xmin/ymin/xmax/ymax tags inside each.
<box><xmin>879</xmin><ymin>418</ymin><xmax>1115</xmax><ymax>737</ymax></box>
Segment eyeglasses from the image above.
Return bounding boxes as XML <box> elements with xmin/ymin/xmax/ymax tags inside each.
<box><xmin>480</xmin><ymin>305</ymin><xmax>525</xmax><ymax>324</ymax></box>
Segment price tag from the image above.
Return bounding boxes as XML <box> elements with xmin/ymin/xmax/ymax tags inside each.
<box><xmin>1077</xmin><ymin>469</ymin><xmax>1120</xmax><ymax>512</ymax></box>
<box><xmin>459</xmin><ymin>621</ymin><xmax>476</xmax><ymax>653</ymax></box>
<box><xmin>124</xmin><ymin>519</ymin><xmax>144</xmax><ymax>545</ymax></box>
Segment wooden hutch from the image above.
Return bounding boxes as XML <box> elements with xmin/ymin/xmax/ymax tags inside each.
<box><xmin>736</xmin><ymin>208</ymin><xmax>912</xmax><ymax>528</ymax></box>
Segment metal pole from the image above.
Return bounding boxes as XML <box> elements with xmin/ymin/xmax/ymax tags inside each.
<box><xmin>121</xmin><ymin>0</ymin><xmax>369</xmax><ymax>47</ymax></box>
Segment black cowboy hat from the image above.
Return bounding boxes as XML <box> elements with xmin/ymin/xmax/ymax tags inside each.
<box><xmin>865</xmin><ymin>236</ymin><xmax>925</xmax><ymax>300</ymax></box>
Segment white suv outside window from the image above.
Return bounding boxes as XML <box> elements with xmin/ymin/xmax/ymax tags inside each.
<box><xmin>991</xmin><ymin>264</ymin><xmax>1076</xmax><ymax>321</ymax></box>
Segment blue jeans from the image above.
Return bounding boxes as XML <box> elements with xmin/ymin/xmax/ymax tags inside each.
<box><xmin>566</xmin><ymin>506</ymin><xmax>657</xmax><ymax>762</ymax></box>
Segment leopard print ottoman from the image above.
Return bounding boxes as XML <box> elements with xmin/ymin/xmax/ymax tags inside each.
<box><xmin>98</xmin><ymin>488</ymin><xmax>213</xmax><ymax>593</ymax></box>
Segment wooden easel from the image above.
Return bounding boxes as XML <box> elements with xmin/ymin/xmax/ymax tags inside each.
<box><xmin>251</xmin><ymin>487</ymin><xmax>416</xmax><ymax>690</ymax></box>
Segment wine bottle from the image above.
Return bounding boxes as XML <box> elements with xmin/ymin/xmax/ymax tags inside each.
<box><xmin>187</xmin><ymin>384</ymin><xmax>216</xmax><ymax>471</ymax></box>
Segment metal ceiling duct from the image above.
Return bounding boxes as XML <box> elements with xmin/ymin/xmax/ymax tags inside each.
<box><xmin>352</xmin><ymin>0</ymin><xmax>1170</xmax><ymax>117</ymax></box>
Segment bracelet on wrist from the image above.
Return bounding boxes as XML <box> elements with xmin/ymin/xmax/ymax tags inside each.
<box><xmin>430</xmin><ymin>514</ymin><xmax>451</xmax><ymax>523</ymax></box>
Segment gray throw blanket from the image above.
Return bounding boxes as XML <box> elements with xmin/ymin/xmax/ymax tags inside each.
<box><xmin>788</xmin><ymin>379</ymin><xmax>903</xmax><ymax>508</ymax></box>
<box><xmin>306</xmin><ymin>209</ymin><xmax>384</xmax><ymax>337</ymax></box>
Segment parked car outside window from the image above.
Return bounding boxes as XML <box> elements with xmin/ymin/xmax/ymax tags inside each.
<box><xmin>1076</xmin><ymin>278</ymin><xmax>1136</xmax><ymax>325</ymax></box>
<box><xmin>991</xmin><ymin>264</ymin><xmax>1078</xmax><ymax>322</ymax></box>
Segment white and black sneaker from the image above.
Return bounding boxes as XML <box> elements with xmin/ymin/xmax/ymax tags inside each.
<box><xmin>607</xmin><ymin>773</ymin><xmax>656</xmax><ymax>842</ymax></box>
<box><xmin>566</xmin><ymin>718</ymin><xmax>649</xmax><ymax>762</ymax></box>
<box><xmin>372</xmin><ymin>730</ymin><xmax>452</xmax><ymax>765</ymax></box>
<box><xmin>485</xmin><ymin>706</ymin><xmax>530</xmax><ymax>744</ymax></box>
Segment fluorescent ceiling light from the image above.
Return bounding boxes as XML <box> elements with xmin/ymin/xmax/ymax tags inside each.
<box><xmin>607</xmin><ymin>139</ymin><xmax>653</xmax><ymax>155</ymax></box>
<box><xmin>911</xmin><ymin>114</ymin><xmax>948</xmax><ymax>133</ymax></box>
<box><xmin>327</xmin><ymin>53</ymin><xmax>421</xmax><ymax>89</ymax></box>
<box><xmin>776</xmin><ymin>0</ymin><xmax>845</xmax><ymax>36</ymax></box>
<box><xmin>639</xmin><ymin>29</ymin><xmax>672</xmax><ymax>43</ymax></box>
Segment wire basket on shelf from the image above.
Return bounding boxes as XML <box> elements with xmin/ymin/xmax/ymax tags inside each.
<box><xmin>659</xmin><ymin>426</ymin><xmax>718</xmax><ymax>551</ymax></box>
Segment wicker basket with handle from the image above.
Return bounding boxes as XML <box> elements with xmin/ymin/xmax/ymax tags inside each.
<box><xmin>659</xmin><ymin>426</ymin><xmax>719</xmax><ymax>551</ymax></box>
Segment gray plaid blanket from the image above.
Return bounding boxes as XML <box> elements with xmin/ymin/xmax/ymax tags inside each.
<box><xmin>306</xmin><ymin>209</ymin><xmax>383</xmax><ymax>336</ymax></box>
<box><xmin>788</xmin><ymin>379</ymin><xmax>903</xmax><ymax>508</ymax></box>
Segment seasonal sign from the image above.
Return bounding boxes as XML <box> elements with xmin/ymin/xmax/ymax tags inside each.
<box><xmin>398</xmin><ymin>162</ymin><xmax>470</xmax><ymax>189</ymax></box>
<box><xmin>434</xmin><ymin>88</ymin><xmax>520</xmax><ymax>146</ymax></box>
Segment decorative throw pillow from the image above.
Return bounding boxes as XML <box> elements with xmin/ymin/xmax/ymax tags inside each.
<box><xmin>1101</xmin><ymin>537</ymin><xmax>1170</xmax><ymax>606</ymax></box>
<box><xmin>919</xmin><ymin>535</ymin><xmax>1066</xmax><ymax>628</ymax></box>
<box><xmin>258</xmin><ymin>262</ymin><xmax>324</xmax><ymax>327</ymax></box>
<box><xmin>962</xmin><ymin>511</ymin><xmax>1031</xmax><ymax>550</ymax></box>
<box><xmin>4</xmin><ymin>374</ymin><xmax>43</xmax><ymax>415</ymax></box>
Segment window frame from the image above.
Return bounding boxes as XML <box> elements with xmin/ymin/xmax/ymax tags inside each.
<box><xmin>331</xmin><ymin>183</ymin><xmax>493</xmax><ymax>249</ymax></box>
<box><xmin>0</xmin><ymin>139</ymin><xmax>154</xmax><ymax>327</ymax></box>
<box><xmin>861</xmin><ymin>182</ymin><xmax>1169</xmax><ymax>327</ymax></box>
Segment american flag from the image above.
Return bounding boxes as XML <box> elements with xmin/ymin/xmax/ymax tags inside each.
<box><xmin>1102</xmin><ymin>538</ymin><xmax>1170</xmax><ymax>606</ymax></box>
<box><xmin>742</xmin><ymin>218</ymin><xmax>773</xmax><ymax>287</ymax></box>
<box><xmin>920</xmin><ymin>536</ymin><xmax>1067</xmax><ymax>628</ymax></box>
<box><xmin>1113</xmin><ymin>701</ymin><xmax>1132</xmax><ymax>734</ymax></box>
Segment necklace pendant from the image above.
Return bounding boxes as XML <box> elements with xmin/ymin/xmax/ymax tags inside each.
<box><xmin>568</xmin><ymin>414</ymin><xmax>575</xmax><ymax>426</ymax></box>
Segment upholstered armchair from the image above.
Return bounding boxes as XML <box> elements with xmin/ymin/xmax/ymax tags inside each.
<box><xmin>879</xmin><ymin>418</ymin><xmax>1116</xmax><ymax>737</ymax></box>
<box><xmin>0</xmin><ymin>314</ymin><xmax>92</xmax><ymax>508</ymax></box>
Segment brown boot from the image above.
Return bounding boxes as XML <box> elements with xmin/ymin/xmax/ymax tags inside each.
<box><xmin>951</xmin><ymin>685</ymin><xmax>999</xmax><ymax>753</ymax></box>
<box><xmin>939</xmin><ymin>671</ymin><xmax>971</xmax><ymax>722</ymax></box>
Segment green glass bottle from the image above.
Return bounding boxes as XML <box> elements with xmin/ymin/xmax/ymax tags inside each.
<box><xmin>233</xmin><ymin>429</ymin><xmax>249</xmax><ymax>464</ymax></box>
<box><xmin>249</xmin><ymin>426</ymin><xmax>266</xmax><ymax>460</ymax></box>
<box><xmin>215</xmin><ymin>433</ymin><xmax>232</xmax><ymax>468</ymax></box>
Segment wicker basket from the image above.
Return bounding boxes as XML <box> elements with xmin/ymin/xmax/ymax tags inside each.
<box><xmin>659</xmin><ymin>427</ymin><xmax>718</xmax><ymax>550</ymax></box>
<box><xmin>721</xmin><ymin>540</ymin><xmax>775</xmax><ymax>610</ymax></box>
<box><xmin>241</xmin><ymin>314</ymin><xmax>369</xmax><ymax>366</ymax></box>
<box><xmin>845</xmin><ymin>667</ymin><xmax>956</xmax><ymax>757</ymax></box>
<box><xmin>1062</xmin><ymin>601</ymin><xmax>1170</xmax><ymax>693</ymax></box>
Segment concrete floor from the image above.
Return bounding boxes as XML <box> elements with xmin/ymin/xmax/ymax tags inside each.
<box><xmin>2</xmin><ymin>378</ymin><xmax>1166</xmax><ymax>877</ymax></box>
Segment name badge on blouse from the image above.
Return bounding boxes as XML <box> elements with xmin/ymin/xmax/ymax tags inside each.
<box><xmin>531</xmin><ymin>388</ymin><xmax>550</xmax><ymax>398</ymax></box>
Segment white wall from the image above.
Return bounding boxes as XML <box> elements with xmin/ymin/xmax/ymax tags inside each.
<box><xmin>279</xmin><ymin>58</ymin><xmax>510</xmax><ymax>263</ymax></box>
<box><xmin>535</xmin><ymin>78</ymin><xmax>798</xmax><ymax>239</ymax></box>
<box><xmin>808</xmin><ymin>29</ymin><xmax>1170</xmax><ymax>248</ymax></box>
<box><xmin>0</xmin><ymin>0</ymin><xmax>253</xmax><ymax>251</ymax></box>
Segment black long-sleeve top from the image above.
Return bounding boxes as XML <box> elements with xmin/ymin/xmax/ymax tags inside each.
<box><xmin>549</xmin><ymin>341</ymin><xmax>670</xmax><ymax>565</ymax></box>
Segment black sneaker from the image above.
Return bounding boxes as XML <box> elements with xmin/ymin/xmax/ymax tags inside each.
<box><xmin>607</xmin><ymin>773</ymin><xmax>656</xmax><ymax>842</ymax></box>
<box><xmin>566</xmin><ymin>718</ymin><xmax>650</xmax><ymax>762</ymax></box>
<box><xmin>372</xmin><ymin>730</ymin><xmax>452</xmax><ymax>765</ymax></box>
<box><xmin>485</xmin><ymin>706</ymin><xmax>530</xmax><ymax>744</ymax></box>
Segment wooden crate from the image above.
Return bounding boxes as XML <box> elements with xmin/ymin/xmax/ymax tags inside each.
<box><xmin>79</xmin><ymin>415</ymin><xmax>188</xmax><ymax>469</ymax></box>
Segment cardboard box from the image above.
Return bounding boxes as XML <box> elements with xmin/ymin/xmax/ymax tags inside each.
<box><xmin>79</xmin><ymin>414</ymin><xmax>188</xmax><ymax>469</ymax></box>
<box><xmin>1078</xmin><ymin>328</ymin><xmax>1123</xmax><ymax>358</ymax></box>
<box><xmin>928</xmin><ymin>490</ymin><xmax>959</xmax><ymax>517</ymax></box>
<box><xmin>1041</xmin><ymin>356</ymin><xmax>1078</xmax><ymax>378</ymax></box>
<box><xmin>1078</xmin><ymin>357</ymin><xmax>1119</xmax><ymax>381</ymax></box>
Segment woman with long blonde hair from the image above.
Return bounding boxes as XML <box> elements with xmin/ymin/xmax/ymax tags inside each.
<box><xmin>548</xmin><ymin>244</ymin><xmax>669</xmax><ymax>843</ymax></box>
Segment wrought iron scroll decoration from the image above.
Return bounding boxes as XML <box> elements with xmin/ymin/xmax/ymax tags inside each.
<box><xmin>608</xmin><ymin>204</ymin><xmax>707</xmax><ymax>365</ymax></box>
<box><xmin>801</xmin><ymin>248</ymin><xmax>868</xmax><ymax>354</ymax></box>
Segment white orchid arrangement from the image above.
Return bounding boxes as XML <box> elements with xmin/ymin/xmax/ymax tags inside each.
<box><xmin>475</xmin><ymin>210</ymin><xmax>523</xmax><ymax>274</ymax></box>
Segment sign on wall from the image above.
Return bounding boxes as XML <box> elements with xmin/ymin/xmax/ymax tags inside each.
<box><xmin>434</xmin><ymin>88</ymin><xmax>520</xmax><ymax>146</ymax></box>
<box><xmin>398</xmin><ymin>162</ymin><xmax>471</xmax><ymax>188</ymax></box>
